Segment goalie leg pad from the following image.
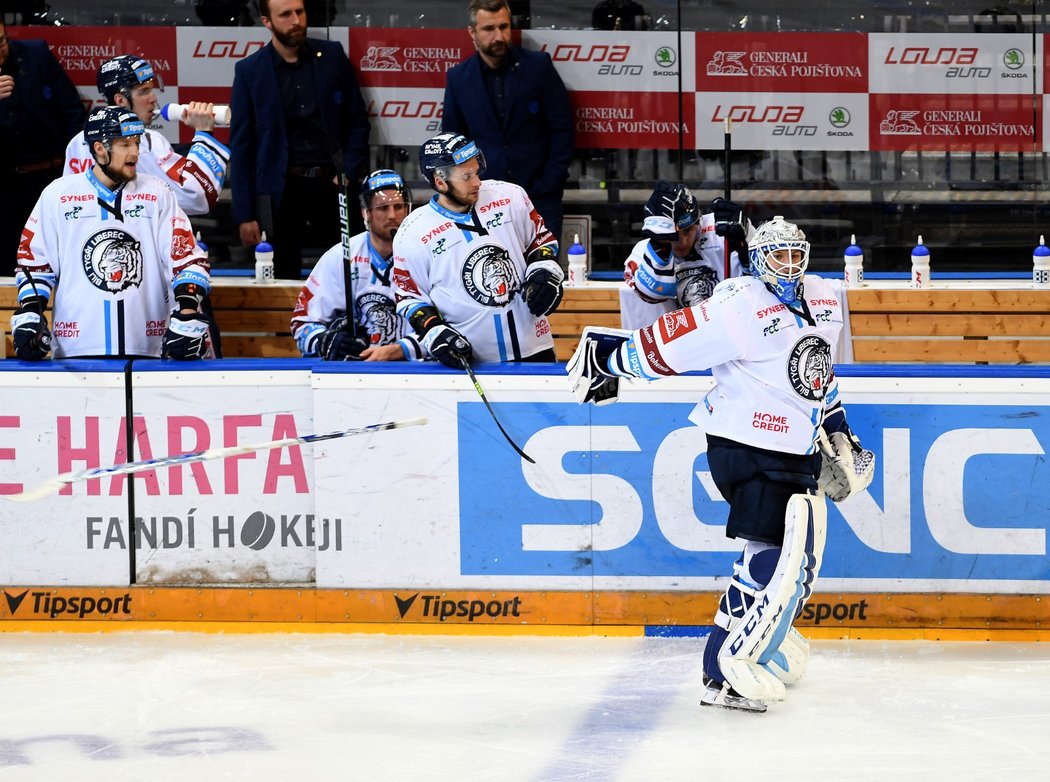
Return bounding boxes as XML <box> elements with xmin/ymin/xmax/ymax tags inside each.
<box><xmin>717</xmin><ymin>493</ymin><xmax>827</xmax><ymax>701</ymax></box>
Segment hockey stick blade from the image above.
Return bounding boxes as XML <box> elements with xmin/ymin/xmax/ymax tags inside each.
<box><xmin>4</xmin><ymin>417</ymin><xmax>427</xmax><ymax>503</ymax></box>
<box><xmin>463</xmin><ymin>363</ymin><xmax>535</xmax><ymax>464</ymax></box>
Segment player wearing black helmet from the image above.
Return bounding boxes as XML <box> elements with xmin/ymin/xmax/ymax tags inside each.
<box><xmin>13</xmin><ymin>106</ymin><xmax>212</xmax><ymax>361</ymax></box>
<box><xmin>292</xmin><ymin>169</ymin><xmax>423</xmax><ymax>362</ymax></box>
<box><xmin>392</xmin><ymin>132</ymin><xmax>563</xmax><ymax>367</ymax></box>
<box><xmin>63</xmin><ymin>55</ymin><xmax>230</xmax><ymax>216</ymax></box>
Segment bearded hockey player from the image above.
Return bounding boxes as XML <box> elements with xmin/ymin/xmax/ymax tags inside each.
<box><xmin>392</xmin><ymin>132</ymin><xmax>563</xmax><ymax>366</ymax></box>
<box><xmin>569</xmin><ymin>216</ymin><xmax>875</xmax><ymax>712</ymax></box>
<box><xmin>12</xmin><ymin>106</ymin><xmax>212</xmax><ymax>361</ymax></box>
<box><xmin>623</xmin><ymin>181</ymin><xmax>753</xmax><ymax>327</ymax></box>
<box><xmin>63</xmin><ymin>55</ymin><xmax>229</xmax><ymax>215</ymax></box>
<box><xmin>291</xmin><ymin>169</ymin><xmax>424</xmax><ymax>361</ymax></box>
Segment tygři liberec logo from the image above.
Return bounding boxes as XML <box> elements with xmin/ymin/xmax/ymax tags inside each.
<box><xmin>461</xmin><ymin>243</ymin><xmax>520</xmax><ymax>307</ymax></box>
<box><xmin>787</xmin><ymin>334</ymin><xmax>832</xmax><ymax>401</ymax></box>
<box><xmin>82</xmin><ymin>228</ymin><xmax>144</xmax><ymax>294</ymax></box>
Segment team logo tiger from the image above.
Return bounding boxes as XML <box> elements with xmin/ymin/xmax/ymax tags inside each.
<box><xmin>81</xmin><ymin>228</ymin><xmax>144</xmax><ymax>294</ymax></box>
<box><xmin>359</xmin><ymin>291</ymin><xmax>400</xmax><ymax>344</ymax></box>
<box><xmin>461</xmin><ymin>243</ymin><xmax>520</xmax><ymax>307</ymax></box>
<box><xmin>787</xmin><ymin>334</ymin><xmax>833</xmax><ymax>401</ymax></box>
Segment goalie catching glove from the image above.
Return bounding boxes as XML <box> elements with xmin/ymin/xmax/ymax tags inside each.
<box><xmin>567</xmin><ymin>326</ymin><xmax>631</xmax><ymax>406</ymax></box>
<box><xmin>816</xmin><ymin>411</ymin><xmax>875</xmax><ymax>502</ymax></box>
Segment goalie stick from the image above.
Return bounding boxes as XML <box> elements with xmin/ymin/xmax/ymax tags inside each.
<box><xmin>3</xmin><ymin>417</ymin><xmax>427</xmax><ymax>503</ymax></box>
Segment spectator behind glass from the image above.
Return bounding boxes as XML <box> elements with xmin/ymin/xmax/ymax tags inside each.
<box><xmin>442</xmin><ymin>0</ymin><xmax>574</xmax><ymax>244</ymax></box>
<box><xmin>0</xmin><ymin>21</ymin><xmax>86</xmax><ymax>275</ymax></box>
<box><xmin>230</xmin><ymin>0</ymin><xmax>371</xmax><ymax>280</ymax></box>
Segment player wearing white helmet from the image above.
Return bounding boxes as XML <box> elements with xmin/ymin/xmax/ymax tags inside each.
<box><xmin>392</xmin><ymin>132</ymin><xmax>563</xmax><ymax>366</ymax></box>
<box><xmin>63</xmin><ymin>55</ymin><xmax>229</xmax><ymax>216</ymax></box>
<box><xmin>291</xmin><ymin>169</ymin><xmax>424</xmax><ymax>361</ymax></box>
<box><xmin>12</xmin><ymin>106</ymin><xmax>212</xmax><ymax>361</ymax></box>
<box><xmin>570</xmin><ymin>216</ymin><xmax>874</xmax><ymax>713</ymax></box>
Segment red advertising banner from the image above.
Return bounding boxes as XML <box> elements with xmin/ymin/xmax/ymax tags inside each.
<box><xmin>6</xmin><ymin>26</ymin><xmax>1047</xmax><ymax>153</ymax></box>
<box><xmin>572</xmin><ymin>91</ymin><xmax>695</xmax><ymax>149</ymax></box>
<box><xmin>870</xmin><ymin>93</ymin><xmax>1040</xmax><ymax>152</ymax></box>
<box><xmin>347</xmin><ymin>28</ymin><xmax>475</xmax><ymax>89</ymax></box>
<box><xmin>695</xmin><ymin>32</ymin><xmax>868</xmax><ymax>94</ymax></box>
<box><xmin>13</xmin><ymin>26</ymin><xmax>177</xmax><ymax>91</ymax></box>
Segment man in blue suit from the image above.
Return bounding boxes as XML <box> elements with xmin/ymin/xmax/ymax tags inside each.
<box><xmin>0</xmin><ymin>21</ymin><xmax>86</xmax><ymax>275</ymax></box>
<box><xmin>442</xmin><ymin>0</ymin><xmax>574</xmax><ymax>244</ymax></box>
<box><xmin>230</xmin><ymin>0</ymin><xmax>370</xmax><ymax>279</ymax></box>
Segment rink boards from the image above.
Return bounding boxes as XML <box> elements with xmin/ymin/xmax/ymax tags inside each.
<box><xmin>0</xmin><ymin>360</ymin><xmax>1048</xmax><ymax>635</ymax></box>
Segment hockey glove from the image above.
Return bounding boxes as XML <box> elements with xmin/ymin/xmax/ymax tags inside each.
<box><xmin>316</xmin><ymin>316</ymin><xmax>369</xmax><ymax>361</ymax></box>
<box><xmin>710</xmin><ymin>197</ymin><xmax>748</xmax><ymax>242</ymax></box>
<box><xmin>816</xmin><ymin>411</ymin><xmax>875</xmax><ymax>502</ymax></box>
<box><xmin>522</xmin><ymin>260</ymin><xmax>565</xmax><ymax>317</ymax></box>
<box><xmin>11</xmin><ymin>309</ymin><xmax>52</xmax><ymax>361</ymax></box>
<box><xmin>567</xmin><ymin>326</ymin><xmax>631</xmax><ymax>406</ymax></box>
<box><xmin>162</xmin><ymin>311</ymin><xmax>212</xmax><ymax>360</ymax></box>
<box><xmin>422</xmin><ymin>324</ymin><xmax>472</xmax><ymax>369</ymax></box>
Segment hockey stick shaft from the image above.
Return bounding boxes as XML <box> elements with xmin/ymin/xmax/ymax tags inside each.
<box><xmin>463</xmin><ymin>363</ymin><xmax>535</xmax><ymax>464</ymax></box>
<box><xmin>4</xmin><ymin>417</ymin><xmax>427</xmax><ymax>503</ymax></box>
<box><xmin>723</xmin><ymin>117</ymin><xmax>732</xmax><ymax>279</ymax></box>
<box><xmin>338</xmin><ymin>173</ymin><xmax>362</xmax><ymax>341</ymax></box>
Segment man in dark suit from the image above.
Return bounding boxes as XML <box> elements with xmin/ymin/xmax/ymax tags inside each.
<box><xmin>442</xmin><ymin>0</ymin><xmax>574</xmax><ymax>244</ymax></box>
<box><xmin>229</xmin><ymin>0</ymin><xmax>370</xmax><ymax>279</ymax></box>
<box><xmin>0</xmin><ymin>21</ymin><xmax>86</xmax><ymax>275</ymax></box>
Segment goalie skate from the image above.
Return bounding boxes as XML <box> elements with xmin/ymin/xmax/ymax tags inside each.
<box><xmin>700</xmin><ymin>676</ymin><xmax>767</xmax><ymax>714</ymax></box>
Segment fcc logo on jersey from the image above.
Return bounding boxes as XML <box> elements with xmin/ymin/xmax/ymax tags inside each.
<box><xmin>787</xmin><ymin>334</ymin><xmax>832</xmax><ymax>401</ymax></box>
<box><xmin>461</xmin><ymin>244</ymin><xmax>520</xmax><ymax>307</ymax></box>
<box><xmin>82</xmin><ymin>228</ymin><xmax>144</xmax><ymax>294</ymax></box>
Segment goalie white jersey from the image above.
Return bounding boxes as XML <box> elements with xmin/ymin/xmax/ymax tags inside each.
<box><xmin>392</xmin><ymin>180</ymin><xmax>557</xmax><ymax>363</ymax></box>
<box><xmin>16</xmin><ymin>169</ymin><xmax>210</xmax><ymax>359</ymax></box>
<box><xmin>291</xmin><ymin>233</ymin><xmax>423</xmax><ymax>360</ymax></box>
<box><xmin>64</xmin><ymin>127</ymin><xmax>230</xmax><ymax>215</ymax></box>
<box><xmin>615</xmin><ymin>274</ymin><xmax>846</xmax><ymax>455</ymax></box>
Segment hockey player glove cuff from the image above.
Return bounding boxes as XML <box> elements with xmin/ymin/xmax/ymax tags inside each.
<box><xmin>11</xmin><ymin>309</ymin><xmax>52</xmax><ymax>361</ymax></box>
<box><xmin>522</xmin><ymin>259</ymin><xmax>565</xmax><ymax>317</ymax></box>
<box><xmin>162</xmin><ymin>311</ymin><xmax>212</xmax><ymax>360</ymax></box>
<box><xmin>422</xmin><ymin>324</ymin><xmax>472</xmax><ymax>369</ymax></box>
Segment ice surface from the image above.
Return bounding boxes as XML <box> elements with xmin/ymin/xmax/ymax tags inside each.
<box><xmin>1</xmin><ymin>633</ymin><xmax>1048</xmax><ymax>781</ymax></box>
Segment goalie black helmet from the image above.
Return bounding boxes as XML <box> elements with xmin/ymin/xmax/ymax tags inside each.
<box><xmin>96</xmin><ymin>55</ymin><xmax>158</xmax><ymax>104</ymax></box>
<box><xmin>418</xmin><ymin>133</ymin><xmax>486</xmax><ymax>187</ymax></box>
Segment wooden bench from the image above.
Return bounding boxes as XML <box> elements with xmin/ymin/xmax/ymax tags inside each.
<box><xmin>4</xmin><ymin>282</ymin><xmax>1048</xmax><ymax>364</ymax></box>
<box><xmin>847</xmin><ymin>288</ymin><xmax>1050</xmax><ymax>363</ymax></box>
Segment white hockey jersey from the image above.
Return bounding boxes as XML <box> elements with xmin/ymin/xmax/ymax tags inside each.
<box><xmin>291</xmin><ymin>232</ymin><xmax>423</xmax><ymax>360</ymax></box>
<box><xmin>615</xmin><ymin>274</ymin><xmax>846</xmax><ymax>455</ymax></box>
<box><xmin>392</xmin><ymin>180</ymin><xmax>558</xmax><ymax>363</ymax></box>
<box><xmin>15</xmin><ymin>168</ymin><xmax>210</xmax><ymax>359</ymax></box>
<box><xmin>64</xmin><ymin>127</ymin><xmax>229</xmax><ymax>216</ymax></box>
<box><xmin>623</xmin><ymin>212</ymin><xmax>751</xmax><ymax>329</ymax></box>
